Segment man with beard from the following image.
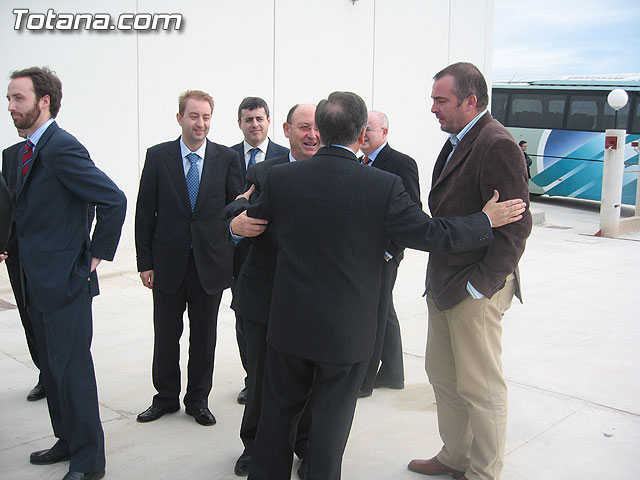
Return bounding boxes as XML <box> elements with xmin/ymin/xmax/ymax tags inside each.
<box><xmin>6</xmin><ymin>66</ymin><xmax>127</xmax><ymax>480</ymax></box>
<box><xmin>226</xmin><ymin>104</ymin><xmax>319</xmax><ymax>478</ymax></box>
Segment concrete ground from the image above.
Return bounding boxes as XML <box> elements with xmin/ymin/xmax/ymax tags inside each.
<box><xmin>1</xmin><ymin>196</ymin><xmax>639</xmax><ymax>480</ymax></box>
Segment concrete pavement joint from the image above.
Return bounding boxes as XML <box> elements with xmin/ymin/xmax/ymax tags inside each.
<box><xmin>505</xmin><ymin>378</ymin><xmax>640</xmax><ymax>417</ymax></box>
<box><xmin>504</xmin><ymin>405</ymin><xmax>587</xmax><ymax>455</ymax></box>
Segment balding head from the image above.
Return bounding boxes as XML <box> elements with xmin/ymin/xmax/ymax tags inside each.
<box><xmin>361</xmin><ymin>110</ymin><xmax>389</xmax><ymax>156</ymax></box>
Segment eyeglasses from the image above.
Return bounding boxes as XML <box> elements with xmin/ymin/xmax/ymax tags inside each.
<box><xmin>365</xmin><ymin>127</ymin><xmax>384</xmax><ymax>132</ymax></box>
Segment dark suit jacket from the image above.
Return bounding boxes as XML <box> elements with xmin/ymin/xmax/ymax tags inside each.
<box><xmin>247</xmin><ymin>145</ymin><xmax>494</xmax><ymax>364</ymax></box>
<box><xmin>14</xmin><ymin>121</ymin><xmax>127</xmax><ymax>313</ymax></box>
<box><xmin>427</xmin><ymin>112</ymin><xmax>532</xmax><ymax>311</ymax></box>
<box><xmin>135</xmin><ymin>138</ymin><xmax>244</xmax><ymax>294</ymax></box>
<box><xmin>0</xmin><ymin>142</ymin><xmax>21</xmax><ymax>253</ymax></box>
<box><xmin>231</xmin><ymin>138</ymin><xmax>289</xmax><ymax>178</ymax></box>
<box><xmin>226</xmin><ymin>155</ymin><xmax>289</xmax><ymax>325</ymax></box>
<box><xmin>231</xmin><ymin>138</ymin><xmax>289</xmax><ymax>279</ymax></box>
<box><xmin>370</xmin><ymin>143</ymin><xmax>421</xmax><ymax>263</ymax></box>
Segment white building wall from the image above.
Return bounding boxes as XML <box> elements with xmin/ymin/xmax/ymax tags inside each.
<box><xmin>0</xmin><ymin>0</ymin><xmax>494</xmax><ymax>248</ymax></box>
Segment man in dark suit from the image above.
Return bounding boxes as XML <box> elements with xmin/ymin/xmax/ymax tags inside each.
<box><xmin>2</xmin><ymin>133</ymin><xmax>45</xmax><ymax>401</ymax></box>
<box><xmin>230</xmin><ymin>96</ymin><xmax>288</xmax><ymax>405</ymax></box>
<box><xmin>408</xmin><ymin>63</ymin><xmax>532</xmax><ymax>480</ymax></box>
<box><xmin>227</xmin><ymin>103</ymin><xmax>319</xmax><ymax>477</ymax></box>
<box><xmin>358</xmin><ymin>110</ymin><xmax>421</xmax><ymax>397</ymax></box>
<box><xmin>7</xmin><ymin>66</ymin><xmax>127</xmax><ymax>480</ymax></box>
<box><xmin>0</xmin><ymin>172</ymin><xmax>12</xmax><ymax>251</ymax></box>
<box><xmin>238</xmin><ymin>91</ymin><xmax>527</xmax><ymax>480</ymax></box>
<box><xmin>135</xmin><ymin>90</ymin><xmax>244</xmax><ymax>426</ymax></box>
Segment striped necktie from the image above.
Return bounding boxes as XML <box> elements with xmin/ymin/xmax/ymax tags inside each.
<box><xmin>22</xmin><ymin>140</ymin><xmax>34</xmax><ymax>177</ymax></box>
<box><xmin>362</xmin><ymin>156</ymin><xmax>372</xmax><ymax>165</ymax></box>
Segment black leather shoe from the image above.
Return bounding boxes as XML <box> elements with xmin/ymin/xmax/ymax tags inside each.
<box><xmin>136</xmin><ymin>404</ymin><xmax>179</xmax><ymax>423</ymax></box>
<box><xmin>297</xmin><ymin>458</ymin><xmax>307</xmax><ymax>480</ymax></box>
<box><xmin>358</xmin><ymin>390</ymin><xmax>372</xmax><ymax>398</ymax></box>
<box><xmin>61</xmin><ymin>470</ymin><xmax>105</xmax><ymax>480</ymax></box>
<box><xmin>30</xmin><ymin>440</ymin><xmax>70</xmax><ymax>465</ymax></box>
<box><xmin>234</xmin><ymin>453</ymin><xmax>251</xmax><ymax>476</ymax></box>
<box><xmin>185</xmin><ymin>406</ymin><xmax>216</xmax><ymax>426</ymax></box>
<box><xmin>27</xmin><ymin>382</ymin><xmax>46</xmax><ymax>401</ymax></box>
<box><xmin>237</xmin><ymin>386</ymin><xmax>248</xmax><ymax>405</ymax></box>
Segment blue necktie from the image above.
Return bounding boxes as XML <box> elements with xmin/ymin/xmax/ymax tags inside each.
<box><xmin>248</xmin><ymin>148</ymin><xmax>259</xmax><ymax>167</ymax></box>
<box><xmin>186</xmin><ymin>152</ymin><xmax>200</xmax><ymax>211</ymax></box>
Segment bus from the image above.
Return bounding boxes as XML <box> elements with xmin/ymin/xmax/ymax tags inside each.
<box><xmin>491</xmin><ymin>77</ymin><xmax>640</xmax><ymax>204</ymax></box>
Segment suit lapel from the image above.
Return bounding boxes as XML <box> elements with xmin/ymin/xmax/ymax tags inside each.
<box><xmin>431</xmin><ymin>113</ymin><xmax>492</xmax><ymax>190</ymax></box>
<box><xmin>165</xmin><ymin>139</ymin><xmax>191</xmax><ymax>212</ymax></box>
<box><xmin>371</xmin><ymin>143</ymin><xmax>390</xmax><ymax>171</ymax></box>
<box><xmin>196</xmin><ymin>139</ymin><xmax>218</xmax><ymax>211</ymax></box>
<box><xmin>16</xmin><ymin>122</ymin><xmax>59</xmax><ymax>200</ymax></box>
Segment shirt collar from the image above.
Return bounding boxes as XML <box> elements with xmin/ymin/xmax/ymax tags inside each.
<box><xmin>450</xmin><ymin>109</ymin><xmax>487</xmax><ymax>146</ymax></box>
<box><xmin>180</xmin><ymin>137</ymin><xmax>206</xmax><ymax>159</ymax></box>
<box><xmin>288</xmin><ymin>152</ymin><xmax>298</xmax><ymax>162</ymax></box>
<box><xmin>243</xmin><ymin>137</ymin><xmax>269</xmax><ymax>155</ymax></box>
<box><xmin>27</xmin><ymin>118</ymin><xmax>54</xmax><ymax>147</ymax></box>
<box><xmin>364</xmin><ymin>141</ymin><xmax>387</xmax><ymax>163</ymax></box>
<box><xmin>330</xmin><ymin>144</ymin><xmax>358</xmax><ymax>155</ymax></box>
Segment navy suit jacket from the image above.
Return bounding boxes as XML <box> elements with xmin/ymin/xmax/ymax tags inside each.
<box><xmin>135</xmin><ymin>138</ymin><xmax>244</xmax><ymax>294</ymax></box>
<box><xmin>230</xmin><ymin>138</ymin><xmax>288</xmax><ymax>279</ymax></box>
<box><xmin>14</xmin><ymin>121</ymin><xmax>127</xmax><ymax>313</ymax></box>
<box><xmin>0</xmin><ymin>142</ymin><xmax>20</xmax><ymax>252</ymax></box>
<box><xmin>224</xmin><ymin>155</ymin><xmax>289</xmax><ymax>325</ymax></box>
<box><xmin>247</xmin><ymin>146</ymin><xmax>493</xmax><ymax>364</ymax></box>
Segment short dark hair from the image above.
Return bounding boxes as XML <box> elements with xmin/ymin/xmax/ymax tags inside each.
<box><xmin>238</xmin><ymin>97</ymin><xmax>270</xmax><ymax>120</ymax></box>
<box><xmin>433</xmin><ymin>62</ymin><xmax>488</xmax><ymax>110</ymax></box>
<box><xmin>10</xmin><ymin>66</ymin><xmax>63</xmax><ymax>118</ymax></box>
<box><xmin>518</xmin><ymin>140</ymin><xmax>527</xmax><ymax>147</ymax></box>
<box><xmin>315</xmin><ymin>91</ymin><xmax>367</xmax><ymax>146</ymax></box>
<box><xmin>178</xmin><ymin>90</ymin><xmax>214</xmax><ymax>116</ymax></box>
<box><xmin>286</xmin><ymin>104</ymin><xmax>300</xmax><ymax>124</ymax></box>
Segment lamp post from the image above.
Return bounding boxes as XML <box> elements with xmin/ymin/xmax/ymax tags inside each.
<box><xmin>599</xmin><ymin>89</ymin><xmax>628</xmax><ymax>237</ymax></box>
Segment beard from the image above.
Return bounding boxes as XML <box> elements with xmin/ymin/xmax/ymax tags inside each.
<box><xmin>12</xmin><ymin>102</ymin><xmax>41</xmax><ymax>130</ymax></box>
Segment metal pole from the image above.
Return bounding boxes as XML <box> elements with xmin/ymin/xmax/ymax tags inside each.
<box><xmin>600</xmin><ymin>129</ymin><xmax>627</xmax><ymax>237</ymax></box>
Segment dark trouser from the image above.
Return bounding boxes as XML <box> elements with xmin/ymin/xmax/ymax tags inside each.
<box><xmin>235</xmin><ymin>311</ymin><xmax>248</xmax><ymax>387</ymax></box>
<box><xmin>249</xmin><ymin>346</ymin><xmax>366</xmax><ymax>480</ymax></box>
<box><xmin>239</xmin><ymin>318</ymin><xmax>310</xmax><ymax>458</ymax></box>
<box><xmin>28</xmin><ymin>283</ymin><xmax>105</xmax><ymax>473</ymax></box>
<box><xmin>361</xmin><ymin>260</ymin><xmax>404</xmax><ymax>392</ymax></box>
<box><xmin>151</xmin><ymin>252</ymin><xmax>223</xmax><ymax>410</ymax></box>
<box><xmin>6</xmin><ymin>261</ymin><xmax>41</xmax><ymax>375</ymax></box>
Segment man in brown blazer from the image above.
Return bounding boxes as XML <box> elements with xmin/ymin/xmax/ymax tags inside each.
<box><xmin>408</xmin><ymin>63</ymin><xmax>532</xmax><ymax>480</ymax></box>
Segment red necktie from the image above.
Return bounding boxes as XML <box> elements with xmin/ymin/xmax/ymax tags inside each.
<box><xmin>22</xmin><ymin>140</ymin><xmax>34</xmax><ymax>177</ymax></box>
<box><xmin>362</xmin><ymin>156</ymin><xmax>371</xmax><ymax>165</ymax></box>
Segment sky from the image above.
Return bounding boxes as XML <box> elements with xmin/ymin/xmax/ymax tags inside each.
<box><xmin>493</xmin><ymin>0</ymin><xmax>640</xmax><ymax>81</ymax></box>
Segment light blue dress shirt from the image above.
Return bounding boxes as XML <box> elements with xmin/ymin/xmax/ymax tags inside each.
<box><xmin>180</xmin><ymin>138</ymin><xmax>206</xmax><ymax>181</ymax></box>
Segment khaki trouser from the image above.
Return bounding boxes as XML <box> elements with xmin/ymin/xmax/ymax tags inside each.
<box><xmin>426</xmin><ymin>275</ymin><xmax>516</xmax><ymax>480</ymax></box>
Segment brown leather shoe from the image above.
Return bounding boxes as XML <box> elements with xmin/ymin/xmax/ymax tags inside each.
<box><xmin>407</xmin><ymin>457</ymin><xmax>465</xmax><ymax>478</ymax></box>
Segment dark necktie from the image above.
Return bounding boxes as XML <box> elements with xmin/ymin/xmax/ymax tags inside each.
<box><xmin>186</xmin><ymin>152</ymin><xmax>200</xmax><ymax>211</ymax></box>
<box><xmin>362</xmin><ymin>156</ymin><xmax>372</xmax><ymax>165</ymax></box>
<box><xmin>22</xmin><ymin>140</ymin><xmax>34</xmax><ymax>177</ymax></box>
<box><xmin>248</xmin><ymin>148</ymin><xmax>259</xmax><ymax>167</ymax></box>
